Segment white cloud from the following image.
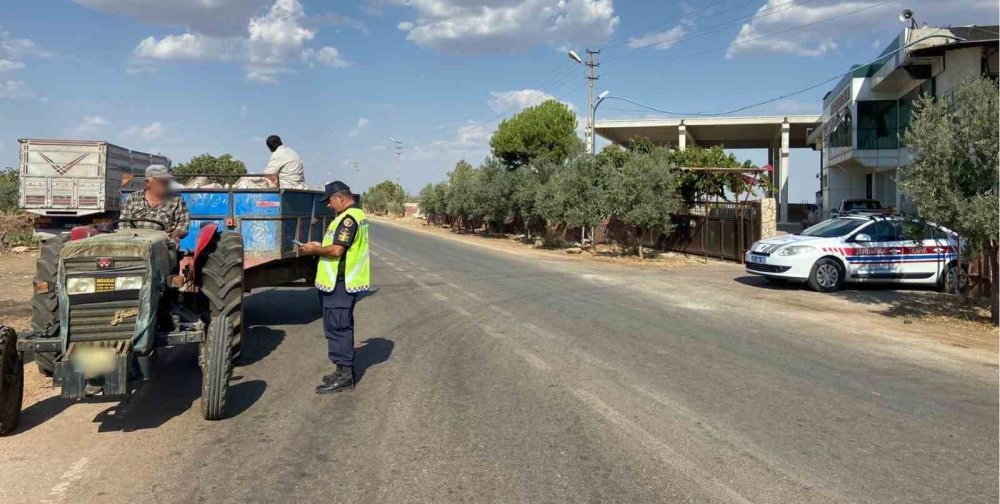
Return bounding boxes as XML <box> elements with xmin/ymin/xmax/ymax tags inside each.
<box><xmin>130</xmin><ymin>0</ymin><xmax>348</xmax><ymax>82</ymax></box>
<box><xmin>71</xmin><ymin>115</ymin><xmax>110</xmax><ymax>136</ymax></box>
<box><xmin>410</xmin><ymin>122</ymin><xmax>492</xmax><ymax>162</ymax></box>
<box><xmin>395</xmin><ymin>0</ymin><xmax>619</xmax><ymax>53</ymax></box>
<box><xmin>0</xmin><ymin>31</ymin><xmax>54</xmax><ymax>77</ymax></box>
<box><xmin>303</xmin><ymin>46</ymin><xmax>350</xmax><ymax>68</ymax></box>
<box><xmin>122</xmin><ymin>121</ymin><xmax>165</xmax><ymax>141</ymax></box>
<box><xmin>0</xmin><ymin>80</ymin><xmax>35</xmax><ymax>100</ymax></box>
<box><xmin>627</xmin><ymin>23</ymin><xmax>688</xmax><ymax>50</ymax></box>
<box><xmin>348</xmin><ymin>117</ymin><xmax>370</xmax><ymax>138</ymax></box>
<box><xmin>73</xmin><ymin>0</ymin><xmax>272</xmax><ymax>36</ymax></box>
<box><xmin>726</xmin><ymin>0</ymin><xmax>999</xmax><ymax>58</ymax></box>
<box><xmin>488</xmin><ymin>89</ymin><xmax>572</xmax><ymax>113</ymax></box>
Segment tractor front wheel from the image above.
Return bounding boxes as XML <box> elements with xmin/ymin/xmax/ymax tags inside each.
<box><xmin>31</xmin><ymin>235</ymin><xmax>66</xmax><ymax>376</ymax></box>
<box><xmin>0</xmin><ymin>326</ymin><xmax>24</xmax><ymax>435</ymax></box>
<box><xmin>200</xmin><ymin>318</ymin><xmax>232</xmax><ymax>421</ymax></box>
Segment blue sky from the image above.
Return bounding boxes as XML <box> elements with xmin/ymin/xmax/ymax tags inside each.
<box><xmin>1</xmin><ymin>0</ymin><xmax>996</xmax><ymax>202</ymax></box>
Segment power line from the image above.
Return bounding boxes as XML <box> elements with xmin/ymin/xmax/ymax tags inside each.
<box><xmin>602</xmin><ymin>0</ymin><xmax>826</xmax><ymax>64</ymax></box>
<box><xmin>597</xmin><ymin>28</ymin><xmax>954</xmax><ymax>118</ymax></box>
<box><xmin>604</xmin><ymin>0</ymin><xmax>898</xmax><ymax>76</ymax></box>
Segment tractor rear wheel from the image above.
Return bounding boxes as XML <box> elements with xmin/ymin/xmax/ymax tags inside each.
<box><xmin>0</xmin><ymin>326</ymin><xmax>24</xmax><ymax>435</ymax></box>
<box><xmin>31</xmin><ymin>235</ymin><xmax>66</xmax><ymax>376</ymax></box>
<box><xmin>202</xmin><ymin>231</ymin><xmax>244</xmax><ymax>363</ymax></box>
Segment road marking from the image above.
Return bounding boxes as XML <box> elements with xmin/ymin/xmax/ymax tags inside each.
<box><xmin>42</xmin><ymin>457</ymin><xmax>89</xmax><ymax>504</ymax></box>
<box><xmin>571</xmin><ymin>349</ymin><xmax>615</xmax><ymax>372</ymax></box>
<box><xmin>405</xmin><ymin>273</ymin><xmax>416</xmax><ymax>279</ymax></box>
<box><xmin>450</xmin><ymin>305</ymin><xmax>472</xmax><ymax>317</ymax></box>
<box><xmin>477</xmin><ymin>323</ymin><xmax>506</xmax><ymax>341</ymax></box>
<box><xmin>572</xmin><ymin>389</ymin><xmax>752</xmax><ymax>504</ymax></box>
<box><xmin>490</xmin><ymin>304</ymin><xmax>515</xmax><ymax>318</ymax></box>
<box><xmin>374</xmin><ymin>245</ymin><xmax>400</xmax><ymax>256</ymax></box>
<box><xmin>521</xmin><ymin>322</ymin><xmax>556</xmax><ymax>340</ymax></box>
<box><xmin>514</xmin><ymin>348</ymin><xmax>552</xmax><ymax>371</ymax></box>
<box><xmin>371</xmin><ymin>251</ymin><xmax>381</xmax><ymax>258</ymax></box>
<box><xmin>427</xmin><ymin>273</ymin><xmax>443</xmax><ymax>280</ymax></box>
<box><xmin>447</xmin><ymin>282</ymin><xmax>483</xmax><ymax>301</ymax></box>
<box><xmin>392</xmin><ymin>265</ymin><xmax>403</xmax><ymax>272</ymax></box>
<box><xmin>433</xmin><ymin>293</ymin><xmax>448</xmax><ymax>301</ymax></box>
<box><xmin>385</xmin><ymin>260</ymin><xmax>396</xmax><ymax>267</ymax></box>
<box><xmin>415</xmin><ymin>265</ymin><xmax>429</xmax><ymax>272</ymax></box>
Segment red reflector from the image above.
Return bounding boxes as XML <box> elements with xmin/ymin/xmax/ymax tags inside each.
<box><xmin>96</xmin><ymin>257</ymin><xmax>114</xmax><ymax>269</ymax></box>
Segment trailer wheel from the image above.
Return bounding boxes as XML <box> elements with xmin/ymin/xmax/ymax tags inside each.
<box><xmin>31</xmin><ymin>235</ymin><xmax>66</xmax><ymax>376</ymax></box>
<box><xmin>202</xmin><ymin>232</ymin><xmax>244</xmax><ymax>363</ymax></box>
<box><xmin>0</xmin><ymin>326</ymin><xmax>24</xmax><ymax>435</ymax></box>
<box><xmin>200</xmin><ymin>318</ymin><xmax>232</xmax><ymax>421</ymax></box>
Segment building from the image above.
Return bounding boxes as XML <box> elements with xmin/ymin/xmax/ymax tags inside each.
<box><xmin>594</xmin><ymin>115</ymin><xmax>820</xmax><ymax>224</ymax></box>
<box><xmin>809</xmin><ymin>25</ymin><xmax>999</xmax><ymax>218</ymax></box>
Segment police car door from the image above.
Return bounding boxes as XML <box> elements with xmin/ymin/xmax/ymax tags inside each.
<box><xmin>850</xmin><ymin>220</ymin><xmax>901</xmax><ymax>282</ymax></box>
<box><xmin>894</xmin><ymin>222</ymin><xmax>942</xmax><ymax>283</ymax></box>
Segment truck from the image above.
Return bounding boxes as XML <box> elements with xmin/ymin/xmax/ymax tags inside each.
<box><xmin>18</xmin><ymin>139</ymin><xmax>170</xmax><ymax>237</ymax></box>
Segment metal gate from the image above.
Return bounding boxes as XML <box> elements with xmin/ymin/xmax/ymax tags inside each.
<box><xmin>661</xmin><ymin>202</ymin><xmax>761</xmax><ymax>262</ymax></box>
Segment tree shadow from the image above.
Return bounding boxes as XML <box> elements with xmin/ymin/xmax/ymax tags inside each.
<box><xmin>354</xmin><ymin>337</ymin><xmax>394</xmax><ymax>384</ymax></box>
<box><xmin>829</xmin><ymin>286</ymin><xmax>991</xmax><ymax>324</ymax></box>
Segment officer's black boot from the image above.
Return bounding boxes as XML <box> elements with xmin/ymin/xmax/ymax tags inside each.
<box><xmin>316</xmin><ymin>365</ymin><xmax>355</xmax><ymax>394</ymax></box>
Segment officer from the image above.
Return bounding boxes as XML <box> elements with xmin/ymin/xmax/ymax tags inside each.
<box><xmin>299</xmin><ymin>181</ymin><xmax>370</xmax><ymax>394</ymax></box>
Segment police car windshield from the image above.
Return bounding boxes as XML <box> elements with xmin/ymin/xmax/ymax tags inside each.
<box><xmin>800</xmin><ymin>218</ymin><xmax>865</xmax><ymax>238</ymax></box>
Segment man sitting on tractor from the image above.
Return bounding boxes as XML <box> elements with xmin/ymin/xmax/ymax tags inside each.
<box><xmin>120</xmin><ymin>164</ymin><xmax>190</xmax><ymax>242</ymax></box>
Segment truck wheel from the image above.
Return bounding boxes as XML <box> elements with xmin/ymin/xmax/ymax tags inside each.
<box><xmin>202</xmin><ymin>232</ymin><xmax>244</xmax><ymax>364</ymax></box>
<box><xmin>200</xmin><ymin>318</ymin><xmax>232</xmax><ymax>421</ymax></box>
<box><xmin>0</xmin><ymin>326</ymin><xmax>24</xmax><ymax>435</ymax></box>
<box><xmin>807</xmin><ymin>258</ymin><xmax>844</xmax><ymax>293</ymax></box>
<box><xmin>31</xmin><ymin>235</ymin><xmax>66</xmax><ymax>376</ymax></box>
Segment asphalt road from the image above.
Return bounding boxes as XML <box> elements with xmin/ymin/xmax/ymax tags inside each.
<box><xmin>1</xmin><ymin>221</ymin><xmax>996</xmax><ymax>503</ymax></box>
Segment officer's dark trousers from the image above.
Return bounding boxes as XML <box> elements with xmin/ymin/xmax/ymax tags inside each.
<box><xmin>318</xmin><ymin>282</ymin><xmax>358</xmax><ymax>366</ymax></box>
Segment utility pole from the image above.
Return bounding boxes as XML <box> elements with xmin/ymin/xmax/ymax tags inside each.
<box><xmin>390</xmin><ymin>138</ymin><xmax>403</xmax><ymax>185</ymax></box>
<box><xmin>585</xmin><ymin>49</ymin><xmax>600</xmax><ymax>155</ymax></box>
<box><xmin>349</xmin><ymin>160</ymin><xmax>359</xmax><ymax>182</ymax></box>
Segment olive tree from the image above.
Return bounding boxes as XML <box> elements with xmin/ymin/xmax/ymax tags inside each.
<box><xmin>899</xmin><ymin>77</ymin><xmax>999</xmax><ymax>323</ymax></box>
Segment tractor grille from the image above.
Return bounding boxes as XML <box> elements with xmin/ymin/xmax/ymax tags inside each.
<box><xmin>64</xmin><ymin>258</ymin><xmax>146</xmax><ymax>274</ymax></box>
<box><xmin>69</xmin><ymin>298</ymin><xmax>141</xmax><ymax>342</ymax></box>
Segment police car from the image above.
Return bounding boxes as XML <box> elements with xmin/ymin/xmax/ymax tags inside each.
<box><xmin>745</xmin><ymin>213</ymin><xmax>966</xmax><ymax>293</ymax></box>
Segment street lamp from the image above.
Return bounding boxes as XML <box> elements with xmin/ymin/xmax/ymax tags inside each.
<box><xmin>567</xmin><ymin>50</ymin><xmax>582</xmax><ymax>64</ymax></box>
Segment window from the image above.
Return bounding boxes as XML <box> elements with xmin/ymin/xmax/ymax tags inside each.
<box><xmin>863</xmin><ymin>221</ymin><xmax>899</xmax><ymax>241</ymax></box>
<box><xmin>827</xmin><ymin>109</ymin><xmax>852</xmax><ymax>148</ymax></box>
<box><xmin>857</xmin><ymin>100</ymin><xmax>911</xmax><ymax>149</ymax></box>
<box><xmin>801</xmin><ymin>218</ymin><xmax>865</xmax><ymax>238</ymax></box>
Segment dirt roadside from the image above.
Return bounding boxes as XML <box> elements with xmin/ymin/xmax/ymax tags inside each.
<box><xmin>372</xmin><ymin>216</ymin><xmax>998</xmax><ymax>352</ymax></box>
<box><xmin>0</xmin><ymin>250</ymin><xmax>54</xmax><ymax>408</ymax></box>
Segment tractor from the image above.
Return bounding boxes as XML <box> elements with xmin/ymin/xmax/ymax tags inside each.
<box><xmin>0</xmin><ymin>186</ymin><xmax>334</xmax><ymax>434</ymax></box>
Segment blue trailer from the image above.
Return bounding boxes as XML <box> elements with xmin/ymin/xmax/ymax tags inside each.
<box><xmin>175</xmin><ymin>188</ymin><xmax>335</xmax><ymax>290</ymax></box>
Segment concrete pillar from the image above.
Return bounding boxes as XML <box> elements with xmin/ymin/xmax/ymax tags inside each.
<box><xmin>678</xmin><ymin>124</ymin><xmax>687</xmax><ymax>151</ymax></box>
<box><xmin>779</xmin><ymin>121</ymin><xmax>790</xmax><ymax>223</ymax></box>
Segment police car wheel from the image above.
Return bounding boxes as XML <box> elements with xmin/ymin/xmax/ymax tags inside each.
<box><xmin>940</xmin><ymin>264</ymin><xmax>968</xmax><ymax>294</ymax></box>
<box><xmin>807</xmin><ymin>258</ymin><xmax>843</xmax><ymax>293</ymax></box>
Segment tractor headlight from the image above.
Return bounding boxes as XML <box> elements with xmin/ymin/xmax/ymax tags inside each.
<box><xmin>66</xmin><ymin>277</ymin><xmax>96</xmax><ymax>295</ymax></box>
<box><xmin>776</xmin><ymin>245</ymin><xmax>815</xmax><ymax>256</ymax></box>
<box><xmin>114</xmin><ymin>275</ymin><xmax>143</xmax><ymax>291</ymax></box>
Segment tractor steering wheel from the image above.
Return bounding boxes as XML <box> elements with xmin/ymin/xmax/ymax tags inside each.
<box><xmin>119</xmin><ymin>217</ymin><xmax>169</xmax><ymax>232</ymax></box>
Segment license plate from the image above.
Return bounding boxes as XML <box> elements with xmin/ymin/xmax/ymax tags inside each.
<box><xmin>750</xmin><ymin>254</ymin><xmax>767</xmax><ymax>264</ymax></box>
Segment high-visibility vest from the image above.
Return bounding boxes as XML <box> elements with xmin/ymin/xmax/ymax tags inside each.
<box><xmin>315</xmin><ymin>207</ymin><xmax>370</xmax><ymax>293</ymax></box>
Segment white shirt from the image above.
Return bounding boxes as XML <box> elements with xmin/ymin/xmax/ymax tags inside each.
<box><xmin>263</xmin><ymin>145</ymin><xmax>308</xmax><ymax>189</ymax></box>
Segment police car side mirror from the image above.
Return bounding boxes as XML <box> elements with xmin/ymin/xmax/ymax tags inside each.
<box><xmin>854</xmin><ymin>233</ymin><xmax>872</xmax><ymax>243</ymax></box>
